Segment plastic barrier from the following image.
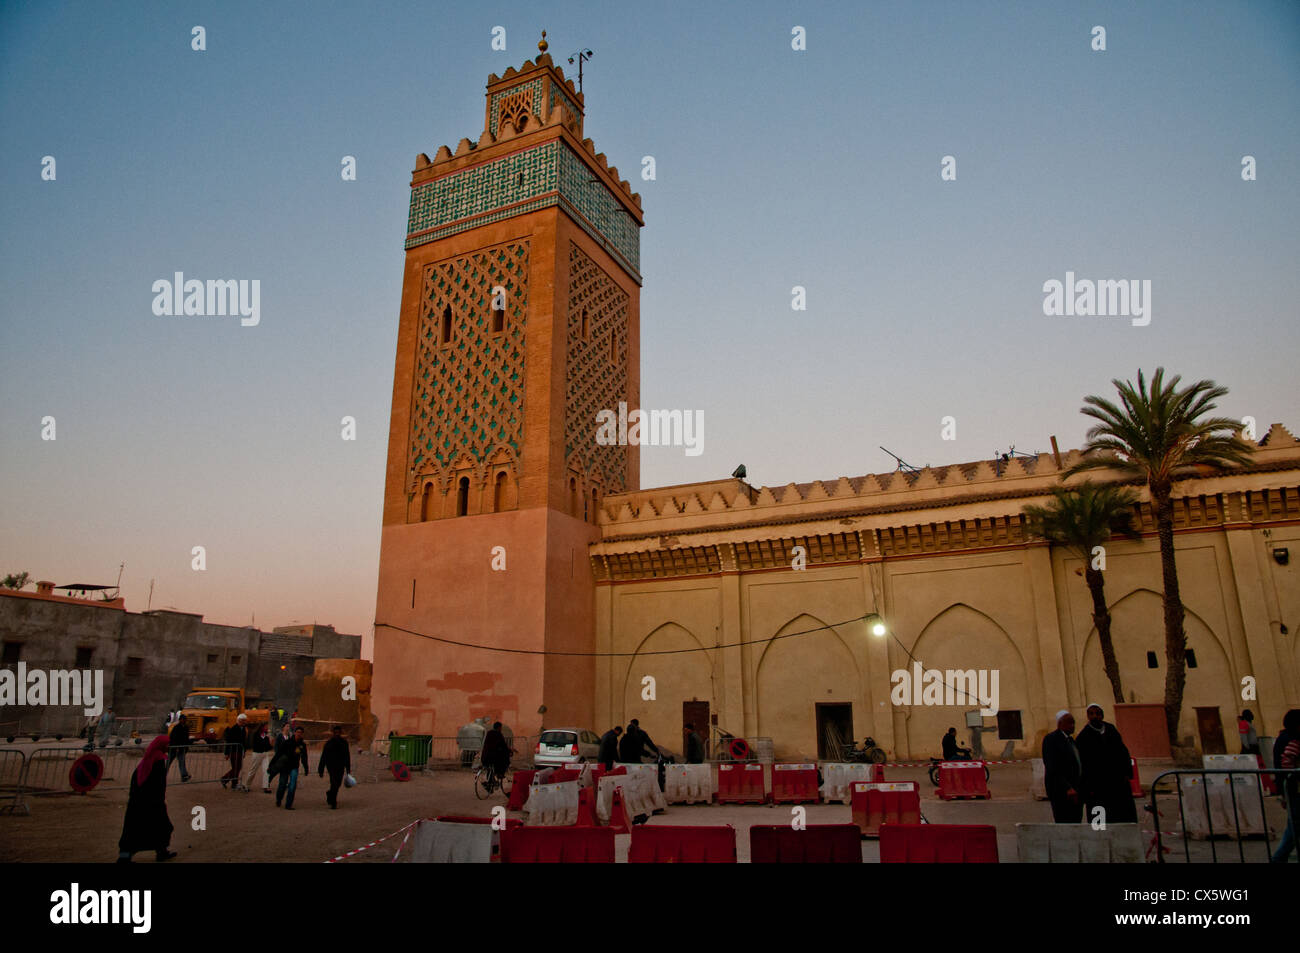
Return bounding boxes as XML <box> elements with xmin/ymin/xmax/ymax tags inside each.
<box><xmin>1015</xmin><ymin>823</ymin><xmax>1143</xmax><ymax>863</ymax></box>
<box><xmin>716</xmin><ymin>762</ymin><xmax>767</xmax><ymax>804</ymax></box>
<box><xmin>597</xmin><ymin>771</ymin><xmax>658</xmax><ymax>823</ymax></box>
<box><xmin>1179</xmin><ymin>763</ymin><xmax>1269</xmax><ymax>838</ymax></box>
<box><xmin>627</xmin><ymin>825</ymin><xmax>737</xmax><ymax>863</ymax></box>
<box><xmin>820</xmin><ymin>763</ymin><xmax>878</xmax><ymax>803</ymax></box>
<box><xmin>508</xmin><ymin>770</ymin><xmax>539</xmax><ymax>811</ymax></box>
<box><xmin>750</xmin><ymin>824</ymin><xmax>862</xmax><ymax>863</ymax></box>
<box><xmin>936</xmin><ymin>761</ymin><xmax>991</xmax><ymax>800</ymax></box>
<box><xmin>523</xmin><ymin>780</ymin><xmax>581</xmax><ymax>826</ymax></box>
<box><xmin>1129</xmin><ymin>758</ymin><xmax>1142</xmax><ymax>797</ymax></box>
<box><xmin>616</xmin><ymin>763</ymin><xmax>669</xmax><ymax>813</ymax></box>
<box><xmin>663</xmin><ymin>763</ymin><xmax>713</xmax><ymax>804</ymax></box>
<box><xmin>1030</xmin><ymin>758</ymin><xmax>1048</xmax><ymax>800</ymax></box>
<box><xmin>409</xmin><ymin>820</ymin><xmax>495</xmax><ymax>863</ymax></box>
<box><xmin>548</xmin><ymin>768</ymin><xmax>581</xmax><ymax>785</ymax></box>
<box><xmin>850</xmin><ymin>781</ymin><xmax>921</xmax><ymax>838</ymax></box>
<box><xmin>499</xmin><ymin>826</ymin><xmax>616</xmax><ymax>863</ymax></box>
<box><xmin>771</xmin><ymin>763</ymin><xmax>820</xmax><ymax>804</ymax></box>
<box><xmin>576</xmin><ymin>787</ymin><xmax>598</xmax><ymax>827</ymax></box>
<box><xmin>879</xmin><ymin>823</ymin><xmax>999</xmax><ymax>863</ymax></box>
<box><xmin>607</xmin><ymin>788</ymin><xmax>632</xmax><ymax>834</ymax></box>
<box><xmin>563</xmin><ymin>762</ymin><xmax>596</xmax><ymax>787</ymax></box>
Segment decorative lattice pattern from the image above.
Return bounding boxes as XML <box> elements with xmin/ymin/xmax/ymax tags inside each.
<box><xmin>557</xmin><ymin>145</ymin><xmax>641</xmax><ymax>276</ymax></box>
<box><xmin>406</xmin><ymin>142</ymin><xmax>640</xmax><ymax>283</ymax></box>
<box><xmin>488</xmin><ymin>78</ymin><xmax>544</xmax><ymax>137</ymax></box>
<box><xmin>407</xmin><ymin>143</ymin><xmax>559</xmax><ymax>240</ymax></box>
<box><xmin>409</xmin><ymin>242</ymin><xmax>530</xmax><ymax>477</ymax></box>
<box><xmin>497</xmin><ymin>88</ymin><xmax>532</xmax><ymax>133</ymax></box>
<box><xmin>566</xmin><ymin>242</ymin><xmax>629</xmax><ymax>492</ymax></box>
<box><xmin>549</xmin><ymin>80</ymin><xmax>582</xmax><ymax>130</ymax></box>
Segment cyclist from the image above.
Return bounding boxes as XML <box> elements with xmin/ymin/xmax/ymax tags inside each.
<box><xmin>480</xmin><ymin>721</ymin><xmax>512</xmax><ymax>784</ymax></box>
<box><xmin>941</xmin><ymin>727</ymin><xmax>971</xmax><ymax>761</ymax></box>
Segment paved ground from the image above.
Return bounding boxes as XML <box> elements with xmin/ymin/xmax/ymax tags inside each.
<box><xmin>0</xmin><ymin>752</ymin><xmax>1291</xmax><ymax>862</ymax></box>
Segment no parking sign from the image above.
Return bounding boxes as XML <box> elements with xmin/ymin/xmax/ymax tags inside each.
<box><xmin>69</xmin><ymin>753</ymin><xmax>104</xmax><ymax>793</ymax></box>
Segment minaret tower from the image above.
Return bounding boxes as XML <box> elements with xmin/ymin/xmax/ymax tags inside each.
<box><xmin>372</xmin><ymin>34</ymin><xmax>643</xmax><ymax>737</ymax></box>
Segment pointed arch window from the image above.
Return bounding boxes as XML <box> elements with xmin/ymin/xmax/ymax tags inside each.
<box><xmin>456</xmin><ymin>476</ymin><xmax>470</xmax><ymax>516</ymax></box>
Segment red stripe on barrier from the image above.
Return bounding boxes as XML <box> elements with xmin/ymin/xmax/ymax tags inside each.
<box><xmin>628</xmin><ymin>825</ymin><xmax>737</xmax><ymax>863</ymax></box>
<box><xmin>499</xmin><ymin>825</ymin><xmax>616</xmax><ymax>863</ymax></box>
<box><xmin>879</xmin><ymin>823</ymin><xmax>999</xmax><ymax>863</ymax></box>
<box><xmin>750</xmin><ymin>825</ymin><xmax>862</xmax><ymax>863</ymax></box>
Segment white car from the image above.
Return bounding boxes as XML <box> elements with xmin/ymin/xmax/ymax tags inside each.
<box><xmin>533</xmin><ymin>728</ymin><xmax>601</xmax><ymax>768</ymax></box>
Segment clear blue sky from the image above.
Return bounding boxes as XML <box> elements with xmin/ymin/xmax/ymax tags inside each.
<box><xmin>2</xmin><ymin>0</ymin><xmax>1297</xmax><ymax>642</ymax></box>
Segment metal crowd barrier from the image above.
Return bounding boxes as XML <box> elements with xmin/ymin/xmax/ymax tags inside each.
<box><xmin>0</xmin><ymin>748</ymin><xmax>28</xmax><ymax>815</ymax></box>
<box><xmin>1148</xmin><ymin>766</ymin><xmax>1299</xmax><ymax>863</ymax></box>
<box><xmin>1</xmin><ymin>742</ymin><xmax>246</xmax><ymax>814</ymax></box>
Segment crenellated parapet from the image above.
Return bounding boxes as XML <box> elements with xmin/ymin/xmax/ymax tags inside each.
<box><xmin>587</xmin><ymin>426</ymin><xmax>1300</xmax><ymax>580</ymax></box>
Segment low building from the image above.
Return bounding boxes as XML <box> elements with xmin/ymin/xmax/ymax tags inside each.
<box><xmin>0</xmin><ymin>589</ymin><xmax>360</xmax><ymax>738</ymax></box>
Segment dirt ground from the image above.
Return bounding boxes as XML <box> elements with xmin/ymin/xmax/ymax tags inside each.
<box><xmin>0</xmin><ymin>752</ymin><xmax>1290</xmax><ymax>863</ymax></box>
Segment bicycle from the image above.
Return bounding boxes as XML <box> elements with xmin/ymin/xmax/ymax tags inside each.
<box><xmin>474</xmin><ymin>762</ymin><xmax>514</xmax><ymax>799</ymax></box>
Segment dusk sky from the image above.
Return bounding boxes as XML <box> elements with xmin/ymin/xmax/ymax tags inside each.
<box><xmin>2</xmin><ymin>1</ymin><xmax>1297</xmax><ymax>648</ymax></box>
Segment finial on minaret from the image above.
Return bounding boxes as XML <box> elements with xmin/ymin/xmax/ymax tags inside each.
<box><xmin>538</xmin><ymin>31</ymin><xmax>548</xmax><ymax>53</ymax></box>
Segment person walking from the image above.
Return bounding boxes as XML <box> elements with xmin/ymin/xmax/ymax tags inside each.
<box><xmin>221</xmin><ymin>714</ymin><xmax>248</xmax><ymax>790</ymax></box>
<box><xmin>1270</xmin><ymin>709</ymin><xmax>1300</xmax><ymax>863</ymax></box>
<box><xmin>97</xmin><ymin>707</ymin><xmax>116</xmax><ymax>746</ymax></box>
<box><xmin>1075</xmin><ymin>703</ymin><xmax>1137</xmax><ymax>824</ymax></box>
<box><xmin>274</xmin><ymin>725</ymin><xmax>309</xmax><ymax>809</ymax></box>
<box><xmin>1042</xmin><ymin>710</ymin><xmax>1082</xmax><ymax>823</ymax></box>
<box><xmin>319</xmin><ymin>725</ymin><xmax>352</xmax><ymax>809</ymax></box>
<box><xmin>684</xmin><ymin>723</ymin><xmax>705</xmax><ymax>764</ymax></box>
<box><xmin>598</xmin><ymin>726</ymin><xmax>622</xmax><ymax>770</ymax></box>
<box><xmin>267</xmin><ymin>723</ymin><xmax>291</xmax><ymax>788</ymax></box>
<box><xmin>241</xmin><ymin>723</ymin><xmax>274</xmax><ymax>793</ymax></box>
<box><xmin>1238</xmin><ymin>710</ymin><xmax>1259</xmax><ymax>755</ymax></box>
<box><xmin>116</xmin><ymin>735</ymin><xmax>177</xmax><ymax>863</ymax></box>
<box><xmin>166</xmin><ymin>717</ymin><xmax>192</xmax><ymax>782</ymax></box>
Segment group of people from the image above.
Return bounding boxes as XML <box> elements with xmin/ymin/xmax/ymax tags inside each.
<box><xmin>116</xmin><ymin>720</ymin><xmax>355</xmax><ymax>862</ymax></box>
<box><xmin>1041</xmin><ymin>703</ymin><xmax>1138</xmax><ymax>825</ymax></box>
<box><xmin>597</xmin><ymin>719</ymin><xmax>665</xmax><ymax>769</ymax></box>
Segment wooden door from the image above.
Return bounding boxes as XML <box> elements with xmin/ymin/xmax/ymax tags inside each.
<box><xmin>1195</xmin><ymin>707</ymin><xmax>1226</xmax><ymax>754</ymax></box>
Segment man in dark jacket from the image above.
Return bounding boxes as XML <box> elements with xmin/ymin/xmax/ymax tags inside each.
<box><xmin>684</xmin><ymin>723</ymin><xmax>705</xmax><ymax>764</ymax></box>
<box><xmin>221</xmin><ymin>714</ymin><xmax>247</xmax><ymax>790</ymax></box>
<box><xmin>319</xmin><ymin>725</ymin><xmax>352</xmax><ymax>809</ymax></box>
<box><xmin>480</xmin><ymin>722</ymin><xmax>511</xmax><ymax>780</ymax></box>
<box><xmin>166</xmin><ymin>718</ymin><xmax>192</xmax><ymax>782</ymax></box>
<box><xmin>1075</xmin><ymin>703</ymin><xmax>1137</xmax><ymax>824</ymax></box>
<box><xmin>941</xmin><ymin>727</ymin><xmax>970</xmax><ymax>760</ymax></box>
<box><xmin>274</xmin><ymin>726</ymin><xmax>309</xmax><ymax>809</ymax></box>
<box><xmin>598</xmin><ymin>726</ymin><xmax>622</xmax><ymax>770</ymax></box>
<box><xmin>1042</xmin><ymin>709</ymin><xmax>1082</xmax><ymax>822</ymax></box>
<box><xmin>618</xmin><ymin>719</ymin><xmax>659</xmax><ymax>764</ymax></box>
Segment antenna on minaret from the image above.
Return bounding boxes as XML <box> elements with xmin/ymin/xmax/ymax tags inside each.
<box><xmin>567</xmin><ymin>45</ymin><xmax>594</xmax><ymax>94</ymax></box>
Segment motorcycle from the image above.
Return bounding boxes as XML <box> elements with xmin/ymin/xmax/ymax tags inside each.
<box><xmin>842</xmin><ymin>736</ymin><xmax>888</xmax><ymax>764</ymax></box>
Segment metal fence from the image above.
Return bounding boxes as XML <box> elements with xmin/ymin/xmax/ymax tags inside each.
<box><xmin>0</xmin><ymin>742</ymin><xmax>246</xmax><ymax>815</ymax></box>
<box><xmin>1148</xmin><ymin>766</ymin><xmax>1299</xmax><ymax>863</ymax></box>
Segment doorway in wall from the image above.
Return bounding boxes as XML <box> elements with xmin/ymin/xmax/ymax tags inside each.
<box><xmin>815</xmin><ymin>703</ymin><xmax>853</xmax><ymax>760</ymax></box>
<box><xmin>1195</xmin><ymin>706</ymin><xmax>1226</xmax><ymax>754</ymax></box>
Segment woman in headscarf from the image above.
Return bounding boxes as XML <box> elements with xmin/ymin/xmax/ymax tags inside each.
<box><xmin>116</xmin><ymin>734</ymin><xmax>177</xmax><ymax>863</ymax></box>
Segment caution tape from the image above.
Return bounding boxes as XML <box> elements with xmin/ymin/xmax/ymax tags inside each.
<box><xmin>391</xmin><ymin>820</ymin><xmax>421</xmax><ymax>862</ymax></box>
<box><xmin>325</xmin><ymin>818</ymin><xmax>423</xmax><ymax>863</ymax></box>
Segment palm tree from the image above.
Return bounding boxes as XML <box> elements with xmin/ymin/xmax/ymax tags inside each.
<box><xmin>1066</xmin><ymin>368</ymin><xmax>1254</xmax><ymax>747</ymax></box>
<box><xmin>1024</xmin><ymin>483</ymin><xmax>1141</xmax><ymax>704</ymax></box>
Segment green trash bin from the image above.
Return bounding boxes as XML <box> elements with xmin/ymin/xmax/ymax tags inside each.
<box><xmin>389</xmin><ymin>735</ymin><xmax>433</xmax><ymax>769</ymax></box>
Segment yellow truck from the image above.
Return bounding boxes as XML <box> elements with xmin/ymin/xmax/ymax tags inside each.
<box><xmin>181</xmin><ymin>687</ymin><xmax>271</xmax><ymax>743</ymax></box>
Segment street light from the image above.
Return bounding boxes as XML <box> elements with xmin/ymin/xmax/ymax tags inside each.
<box><xmin>865</xmin><ymin>614</ymin><xmax>887</xmax><ymax>637</ymax></box>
